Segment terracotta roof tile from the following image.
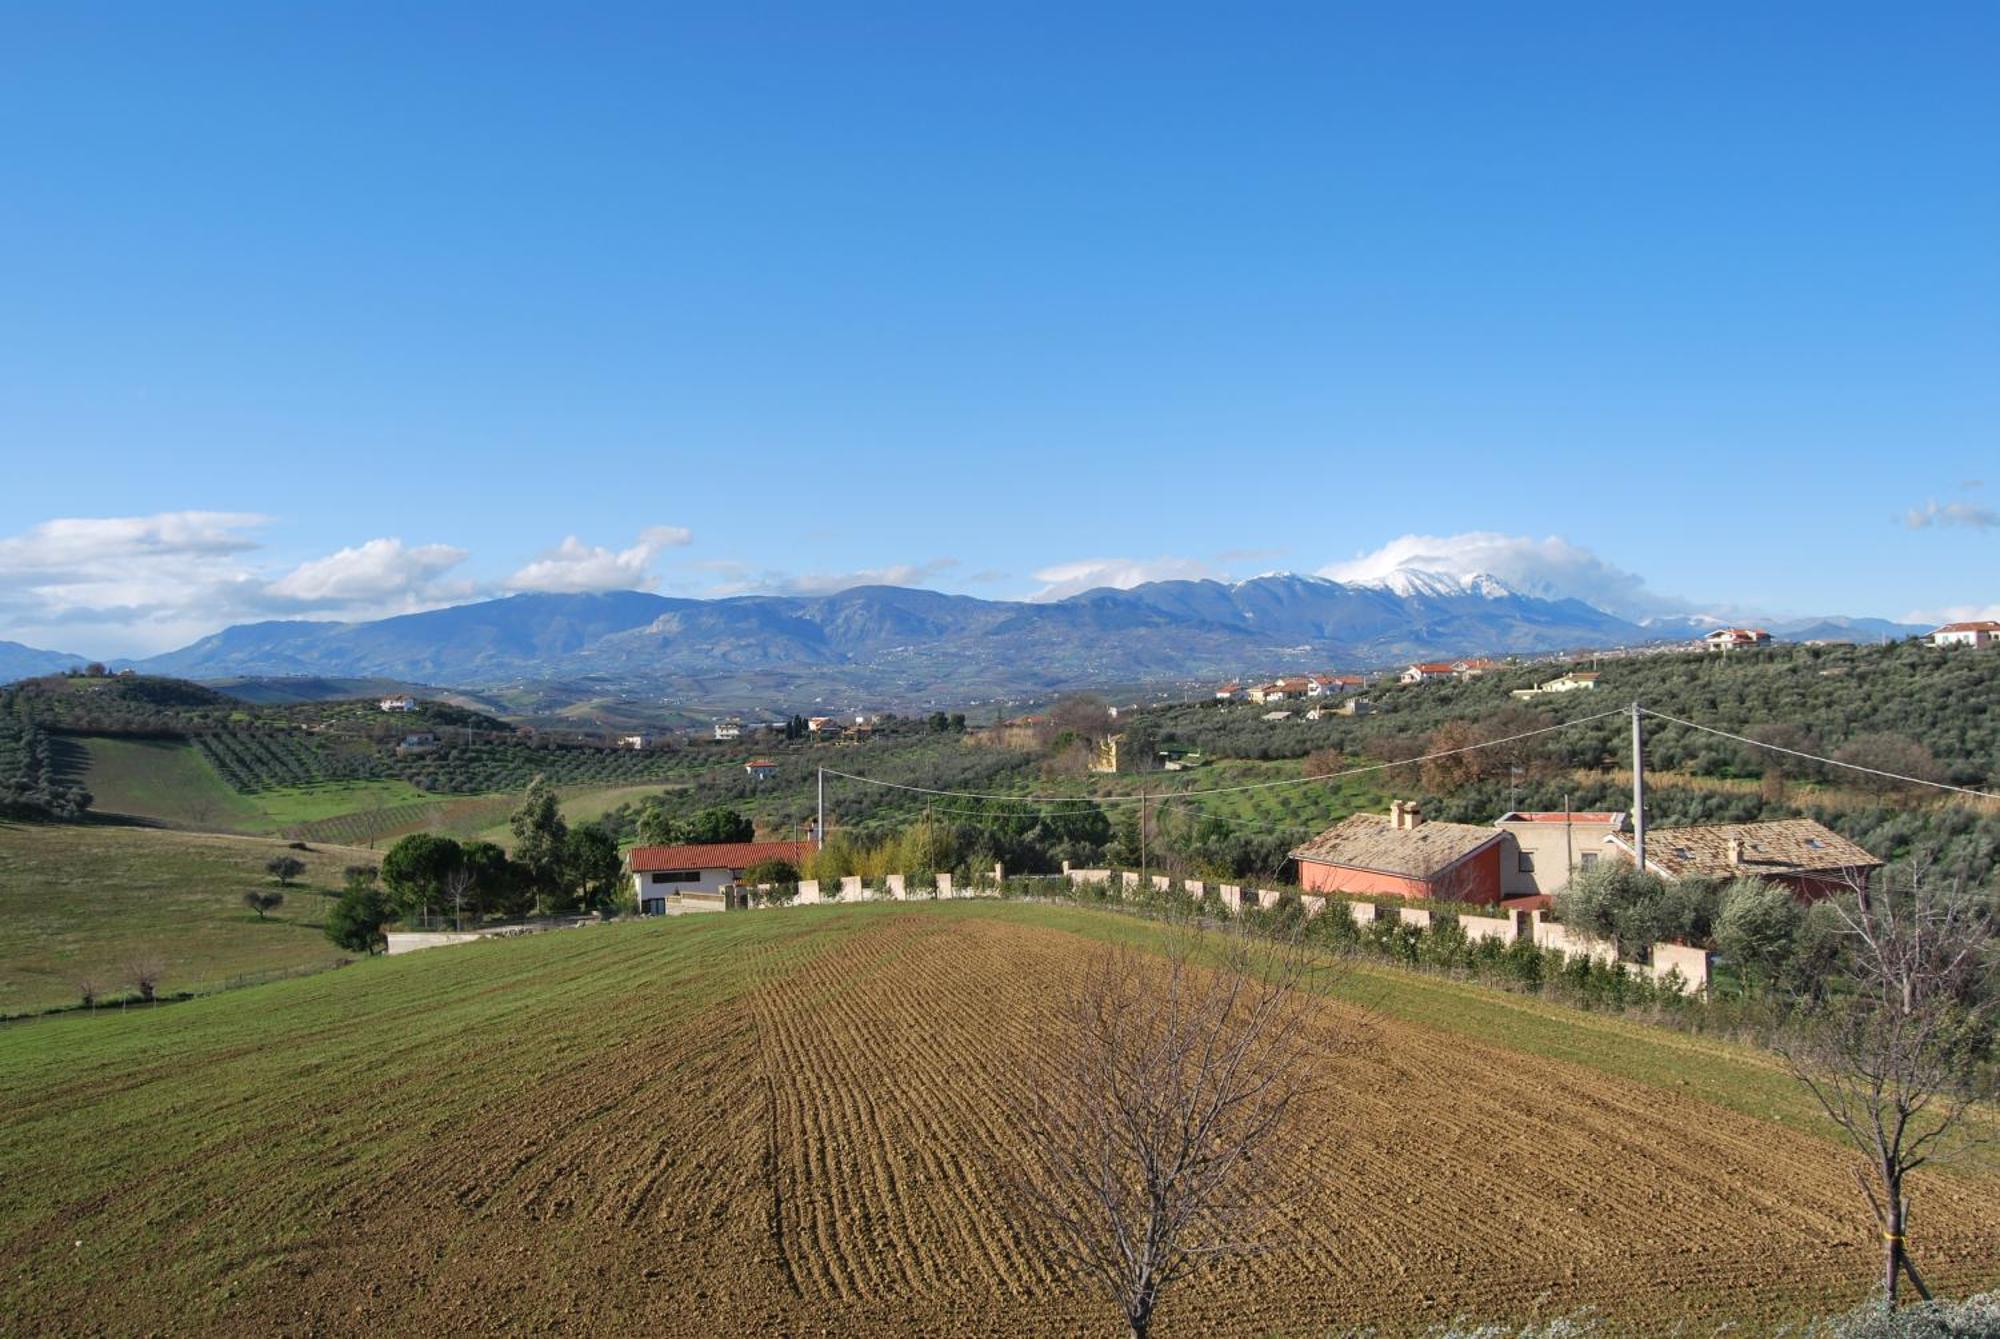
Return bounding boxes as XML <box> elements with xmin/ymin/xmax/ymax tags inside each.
<box><xmin>1290</xmin><ymin>813</ymin><xmax>1503</xmax><ymax>881</ymax></box>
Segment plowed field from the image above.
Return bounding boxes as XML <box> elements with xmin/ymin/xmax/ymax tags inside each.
<box><xmin>2</xmin><ymin>902</ymin><xmax>1995</xmax><ymax>1336</ymax></box>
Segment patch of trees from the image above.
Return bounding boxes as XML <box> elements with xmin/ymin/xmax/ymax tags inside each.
<box><xmin>356</xmin><ymin>778</ymin><xmax>629</xmax><ymax>933</ymax></box>
<box><xmin>0</xmin><ymin>698</ymin><xmax>93</xmax><ymax>820</ymax></box>
<box><xmin>805</xmin><ymin>800</ymin><xmax>1114</xmax><ymax>882</ymax></box>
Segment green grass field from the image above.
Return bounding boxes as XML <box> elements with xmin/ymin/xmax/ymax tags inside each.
<box><xmin>54</xmin><ymin>735</ymin><xmax>264</xmax><ymax>829</ymax></box>
<box><xmin>57</xmin><ymin>734</ymin><xmax>435</xmax><ymax>838</ymax></box>
<box><xmin>0</xmin><ymin>823</ymin><xmax>378</xmax><ymax>1015</ymax></box>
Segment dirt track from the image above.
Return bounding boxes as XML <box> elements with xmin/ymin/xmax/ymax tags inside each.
<box><xmin>7</xmin><ymin>909</ymin><xmax>1999</xmax><ymax>1335</ymax></box>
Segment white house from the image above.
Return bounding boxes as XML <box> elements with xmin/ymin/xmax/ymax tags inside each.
<box><xmin>1703</xmin><ymin>628</ymin><xmax>1771</xmax><ymax>653</ymax></box>
<box><xmin>629</xmin><ymin>840</ymin><xmax>812</xmax><ymax>914</ymax></box>
<box><xmin>1929</xmin><ymin>620</ymin><xmax>2000</xmax><ymax>649</ymax></box>
<box><xmin>619</xmin><ymin>734</ymin><xmax>653</xmax><ymax>750</ymax></box>
<box><xmin>1400</xmin><ymin>662</ymin><xmax>1456</xmax><ymax>685</ymax></box>
<box><xmin>713</xmin><ymin>719</ymin><xmax>742</xmax><ymax>741</ymax></box>
<box><xmin>378</xmin><ymin>695</ymin><xmax>417</xmax><ymax>712</ymax></box>
<box><xmin>1512</xmin><ymin>670</ymin><xmax>1601</xmax><ymax>699</ymax></box>
<box><xmin>1215</xmin><ymin>682</ymin><xmax>1242</xmax><ymax>701</ymax></box>
<box><xmin>744</xmin><ymin>758</ymin><xmax>777</xmax><ymax>781</ymax></box>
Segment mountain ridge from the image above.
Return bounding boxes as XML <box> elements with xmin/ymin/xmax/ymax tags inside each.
<box><xmin>65</xmin><ymin>573</ymin><xmax>1933</xmax><ymax>705</ymax></box>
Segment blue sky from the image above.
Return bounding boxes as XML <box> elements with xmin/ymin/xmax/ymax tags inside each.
<box><xmin>2</xmin><ymin>3</ymin><xmax>1995</xmax><ymax>655</ymax></box>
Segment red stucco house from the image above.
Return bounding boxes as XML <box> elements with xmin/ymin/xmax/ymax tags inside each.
<box><xmin>1290</xmin><ymin>801</ymin><xmax>1508</xmax><ymax>903</ymax></box>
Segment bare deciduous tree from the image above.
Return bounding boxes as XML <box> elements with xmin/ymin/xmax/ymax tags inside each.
<box><xmin>443</xmin><ymin>864</ymin><xmax>476</xmax><ymax>931</ymax></box>
<box><xmin>1777</xmin><ymin>867</ymin><xmax>1995</xmax><ymax>1308</ymax></box>
<box><xmin>125</xmin><ymin>955</ymin><xmax>166</xmax><ymax>1005</ymax></box>
<box><xmin>1005</xmin><ymin>921</ymin><xmax>1336</xmax><ymax>1339</ymax></box>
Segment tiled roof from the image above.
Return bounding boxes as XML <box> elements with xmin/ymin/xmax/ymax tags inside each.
<box><xmin>629</xmin><ymin>840</ymin><xmax>811</xmax><ymax>872</ymax></box>
<box><xmin>1495</xmin><ymin>811</ymin><xmax>1626</xmax><ymax>826</ymax></box>
<box><xmin>1936</xmin><ymin>621</ymin><xmax>2000</xmax><ymax>633</ymax></box>
<box><xmin>1609</xmin><ymin>819</ymin><xmax>1879</xmax><ymax>880</ymax></box>
<box><xmin>1290</xmin><ymin>813</ymin><xmax>1503</xmax><ymax>881</ymax></box>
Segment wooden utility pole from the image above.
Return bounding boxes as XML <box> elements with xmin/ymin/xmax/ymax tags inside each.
<box><xmin>1139</xmin><ymin>787</ymin><xmax>1149</xmax><ymax>888</ymax></box>
<box><xmin>1630</xmin><ymin>702</ymin><xmax>1647</xmax><ymax>873</ymax></box>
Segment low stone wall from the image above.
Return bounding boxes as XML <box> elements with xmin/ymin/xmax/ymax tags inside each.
<box><xmin>1460</xmin><ymin>914</ymin><xmax>1514</xmax><ymax>944</ymax></box>
<box><xmin>384</xmin><ymin>931</ymin><xmax>486</xmax><ymax>956</ymax></box>
<box><xmin>1649</xmin><ymin>942</ymin><xmax>1711</xmax><ymax>993</ymax></box>
<box><xmin>1398</xmin><ymin>906</ymin><xmax>1431</xmax><ymax>929</ymax></box>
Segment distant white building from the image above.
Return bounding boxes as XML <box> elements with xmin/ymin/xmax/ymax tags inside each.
<box><xmin>1512</xmin><ymin>671</ymin><xmax>1601</xmax><ymax>700</ymax></box>
<box><xmin>713</xmin><ymin>719</ymin><xmax>742</xmax><ymax>741</ymax></box>
<box><xmin>379</xmin><ymin>695</ymin><xmax>417</xmax><ymax>712</ymax></box>
<box><xmin>1703</xmin><ymin>628</ymin><xmax>1771</xmax><ymax>653</ymax></box>
<box><xmin>620</xmin><ymin>734</ymin><xmax>654</xmax><ymax>750</ymax></box>
<box><xmin>1928</xmin><ymin>620</ymin><xmax>2000</xmax><ymax>649</ymax></box>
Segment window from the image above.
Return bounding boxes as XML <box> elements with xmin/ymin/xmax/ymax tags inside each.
<box><xmin>648</xmin><ymin>869</ymin><xmax>702</xmax><ymax>885</ymax></box>
<box><xmin>1517</xmin><ymin>851</ymin><xmax>1535</xmax><ymax>873</ymax></box>
<box><xmin>1579</xmin><ymin>852</ymin><xmax>1599</xmax><ymax>870</ymax></box>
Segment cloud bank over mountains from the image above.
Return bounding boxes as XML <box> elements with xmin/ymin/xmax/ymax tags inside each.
<box><xmin>0</xmin><ymin>508</ymin><xmax>1965</xmax><ymax>660</ymax></box>
<box><xmin>1318</xmin><ymin>532</ymin><xmax>1688</xmax><ymax>621</ymax></box>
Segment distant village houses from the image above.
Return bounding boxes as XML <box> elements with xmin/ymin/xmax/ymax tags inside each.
<box><xmin>378</xmin><ymin>695</ymin><xmax>416</xmax><ymax>712</ymax></box>
<box><xmin>713</xmin><ymin>719</ymin><xmax>742</xmax><ymax>741</ymax></box>
<box><xmin>1400</xmin><ymin>662</ymin><xmax>1457</xmax><ymax>685</ymax></box>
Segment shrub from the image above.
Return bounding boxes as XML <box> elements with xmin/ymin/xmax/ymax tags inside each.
<box><xmin>242</xmin><ymin>890</ymin><xmax>285</xmax><ymax>920</ymax></box>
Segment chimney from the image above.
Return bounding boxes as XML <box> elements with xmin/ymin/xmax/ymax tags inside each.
<box><xmin>1388</xmin><ymin>800</ymin><xmax>1407</xmax><ymax>829</ymax></box>
<box><xmin>1404</xmin><ymin>804</ymin><xmax>1423</xmax><ymax>830</ymax></box>
<box><xmin>1728</xmin><ymin>835</ymin><xmax>1745</xmax><ymax>867</ymax></box>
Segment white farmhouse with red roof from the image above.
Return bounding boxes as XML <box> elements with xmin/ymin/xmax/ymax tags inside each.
<box><xmin>1702</xmin><ymin>627</ymin><xmax>1771</xmax><ymax>652</ymax></box>
<box><xmin>628</xmin><ymin>839</ymin><xmax>812</xmax><ymax>915</ymax></box>
<box><xmin>1928</xmin><ymin>620</ymin><xmax>2000</xmax><ymax>649</ymax></box>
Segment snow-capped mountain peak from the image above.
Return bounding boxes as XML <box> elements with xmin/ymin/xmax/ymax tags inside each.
<box><xmin>1356</xmin><ymin>568</ymin><xmax>1520</xmax><ymax>601</ymax></box>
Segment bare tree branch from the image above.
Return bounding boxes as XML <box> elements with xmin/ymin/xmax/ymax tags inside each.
<box><xmin>1775</xmin><ymin>866</ymin><xmax>1996</xmax><ymax>1310</ymax></box>
<box><xmin>1000</xmin><ymin>915</ymin><xmax>1346</xmax><ymax>1338</ymax></box>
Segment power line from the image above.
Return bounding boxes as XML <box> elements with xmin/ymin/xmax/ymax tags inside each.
<box><xmin>818</xmin><ymin>706</ymin><xmax>1628</xmax><ymax>808</ymax></box>
<box><xmin>1639</xmin><ymin>709</ymin><xmax>2000</xmax><ymax>803</ymax></box>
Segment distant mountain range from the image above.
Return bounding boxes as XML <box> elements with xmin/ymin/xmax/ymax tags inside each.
<box><xmin>112</xmin><ymin>572</ymin><xmax>1632</xmax><ymax>705</ymax></box>
<box><xmin>0</xmin><ymin>640</ymin><xmax>86</xmax><ymax>682</ymax></box>
<box><xmin>0</xmin><ymin>573</ymin><xmax>1931</xmax><ymax>707</ymax></box>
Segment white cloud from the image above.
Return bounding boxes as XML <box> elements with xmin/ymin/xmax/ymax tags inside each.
<box><xmin>506</xmin><ymin>526</ymin><xmax>693</xmax><ymax>594</ymax></box>
<box><xmin>267</xmin><ymin>538</ymin><xmax>471</xmax><ymax>605</ymax></box>
<box><xmin>1318</xmin><ymin>531</ymin><xmax>1681</xmax><ymax>619</ymax></box>
<box><xmin>1901</xmin><ymin>602</ymin><xmax>2000</xmax><ymax>627</ymax></box>
<box><xmin>0</xmin><ymin>512</ymin><xmax>277</xmax><ymax>655</ymax></box>
<box><xmin>696</xmin><ymin>557</ymin><xmax>961</xmax><ymax>597</ymax></box>
<box><xmin>0</xmin><ymin>512</ymin><xmax>482</xmax><ymax>657</ymax></box>
<box><xmin>1902</xmin><ymin>498</ymin><xmax>1998</xmax><ymax>530</ymax></box>
<box><xmin>1028</xmin><ymin>556</ymin><xmax>1220</xmax><ymax>601</ymax></box>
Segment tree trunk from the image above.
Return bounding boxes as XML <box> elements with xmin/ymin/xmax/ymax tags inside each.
<box><xmin>1883</xmin><ymin>1199</ymin><xmax>1899</xmax><ymax>1308</ymax></box>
